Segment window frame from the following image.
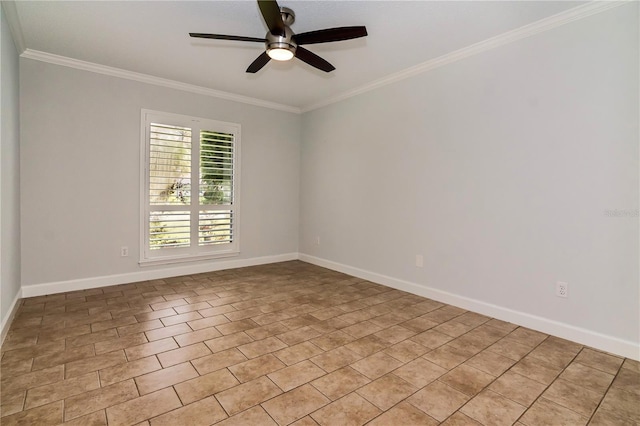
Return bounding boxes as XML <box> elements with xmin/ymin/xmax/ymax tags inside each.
<box><xmin>139</xmin><ymin>109</ymin><xmax>241</xmax><ymax>266</ymax></box>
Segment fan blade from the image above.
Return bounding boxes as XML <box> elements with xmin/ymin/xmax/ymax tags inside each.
<box><xmin>294</xmin><ymin>26</ymin><xmax>367</xmax><ymax>45</ymax></box>
<box><xmin>190</xmin><ymin>33</ymin><xmax>266</xmax><ymax>43</ymax></box>
<box><xmin>295</xmin><ymin>47</ymin><xmax>335</xmax><ymax>73</ymax></box>
<box><xmin>246</xmin><ymin>51</ymin><xmax>271</xmax><ymax>73</ymax></box>
<box><xmin>258</xmin><ymin>0</ymin><xmax>285</xmax><ymax>35</ymax></box>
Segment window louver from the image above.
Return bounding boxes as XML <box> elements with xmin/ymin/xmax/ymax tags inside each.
<box><xmin>149</xmin><ymin>124</ymin><xmax>191</xmax><ymax>206</ymax></box>
<box><xmin>200</xmin><ymin>130</ymin><xmax>234</xmax><ymax>205</ymax></box>
<box><xmin>199</xmin><ymin>210</ymin><xmax>233</xmax><ymax>246</ymax></box>
<box><xmin>149</xmin><ymin>211</ymin><xmax>190</xmax><ymax>249</ymax></box>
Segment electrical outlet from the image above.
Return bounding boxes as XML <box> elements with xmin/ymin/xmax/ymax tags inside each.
<box><xmin>556</xmin><ymin>281</ymin><xmax>568</xmax><ymax>298</ymax></box>
<box><xmin>416</xmin><ymin>254</ymin><xmax>424</xmax><ymax>268</ymax></box>
<box><xmin>121</xmin><ymin>246</ymin><xmax>129</xmax><ymax>257</ymax></box>
<box><xmin>316</xmin><ymin>236</ymin><xmax>320</xmax><ymax>245</ymax></box>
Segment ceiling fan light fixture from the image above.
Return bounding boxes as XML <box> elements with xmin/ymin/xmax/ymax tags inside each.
<box><xmin>267</xmin><ymin>47</ymin><xmax>294</xmax><ymax>61</ymax></box>
<box><xmin>189</xmin><ymin>0</ymin><xmax>368</xmax><ymax>73</ymax></box>
<box><xmin>265</xmin><ymin>25</ymin><xmax>297</xmax><ymax>61</ymax></box>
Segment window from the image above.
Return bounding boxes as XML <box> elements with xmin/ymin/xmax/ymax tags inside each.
<box><xmin>140</xmin><ymin>110</ymin><xmax>240</xmax><ymax>264</ymax></box>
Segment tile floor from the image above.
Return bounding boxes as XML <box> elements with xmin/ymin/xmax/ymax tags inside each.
<box><xmin>1</xmin><ymin>261</ymin><xmax>638</xmax><ymax>425</ymax></box>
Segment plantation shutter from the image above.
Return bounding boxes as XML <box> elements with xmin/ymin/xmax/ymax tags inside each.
<box><xmin>141</xmin><ymin>111</ymin><xmax>240</xmax><ymax>264</ymax></box>
<box><xmin>149</xmin><ymin>123</ymin><xmax>192</xmax><ymax>250</ymax></box>
<box><xmin>198</xmin><ymin>130</ymin><xmax>235</xmax><ymax>246</ymax></box>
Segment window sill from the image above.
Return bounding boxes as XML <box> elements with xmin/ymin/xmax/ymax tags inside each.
<box><xmin>139</xmin><ymin>250</ymin><xmax>240</xmax><ymax>267</ymax></box>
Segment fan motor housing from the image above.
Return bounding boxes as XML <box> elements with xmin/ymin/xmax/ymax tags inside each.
<box><xmin>265</xmin><ymin>26</ymin><xmax>297</xmax><ymax>54</ymax></box>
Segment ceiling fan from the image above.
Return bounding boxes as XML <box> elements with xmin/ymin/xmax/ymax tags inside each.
<box><xmin>190</xmin><ymin>0</ymin><xmax>368</xmax><ymax>73</ymax></box>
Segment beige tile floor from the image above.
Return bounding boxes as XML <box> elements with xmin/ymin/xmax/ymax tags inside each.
<box><xmin>1</xmin><ymin>261</ymin><xmax>638</xmax><ymax>425</ymax></box>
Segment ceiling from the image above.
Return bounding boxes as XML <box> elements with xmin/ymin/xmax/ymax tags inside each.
<box><xmin>10</xmin><ymin>1</ymin><xmax>584</xmax><ymax>110</ymax></box>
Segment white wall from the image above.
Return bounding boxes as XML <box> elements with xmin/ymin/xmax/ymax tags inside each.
<box><xmin>1</xmin><ymin>5</ymin><xmax>22</xmax><ymax>333</ymax></box>
<box><xmin>20</xmin><ymin>59</ymin><xmax>300</xmax><ymax>288</ymax></box>
<box><xmin>300</xmin><ymin>4</ymin><xmax>639</xmax><ymax>352</ymax></box>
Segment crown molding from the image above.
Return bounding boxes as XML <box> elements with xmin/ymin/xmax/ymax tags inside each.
<box><xmin>20</xmin><ymin>49</ymin><xmax>301</xmax><ymax>114</ymax></box>
<box><xmin>13</xmin><ymin>1</ymin><xmax>627</xmax><ymax>115</ymax></box>
<box><xmin>1</xmin><ymin>1</ymin><xmax>26</xmax><ymax>54</ymax></box>
<box><xmin>301</xmin><ymin>0</ymin><xmax>630</xmax><ymax>113</ymax></box>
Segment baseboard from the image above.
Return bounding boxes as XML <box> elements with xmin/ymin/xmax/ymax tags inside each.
<box><xmin>16</xmin><ymin>251</ymin><xmax>640</xmax><ymax>360</ymax></box>
<box><xmin>299</xmin><ymin>253</ymin><xmax>640</xmax><ymax>361</ymax></box>
<box><xmin>21</xmin><ymin>253</ymin><xmax>299</xmax><ymax>298</ymax></box>
<box><xmin>1</xmin><ymin>289</ymin><xmax>22</xmax><ymax>345</ymax></box>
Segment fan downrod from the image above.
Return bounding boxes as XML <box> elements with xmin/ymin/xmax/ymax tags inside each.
<box><xmin>279</xmin><ymin>7</ymin><xmax>295</xmax><ymax>26</ymax></box>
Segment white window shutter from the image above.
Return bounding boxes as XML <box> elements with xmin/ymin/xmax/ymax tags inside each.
<box><xmin>141</xmin><ymin>111</ymin><xmax>240</xmax><ymax>264</ymax></box>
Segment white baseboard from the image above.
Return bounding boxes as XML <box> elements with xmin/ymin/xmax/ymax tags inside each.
<box><xmin>1</xmin><ymin>289</ymin><xmax>22</xmax><ymax>345</ymax></box>
<box><xmin>15</xmin><ymin>251</ymin><xmax>640</xmax><ymax>360</ymax></box>
<box><xmin>21</xmin><ymin>253</ymin><xmax>299</xmax><ymax>298</ymax></box>
<box><xmin>300</xmin><ymin>253</ymin><xmax>640</xmax><ymax>361</ymax></box>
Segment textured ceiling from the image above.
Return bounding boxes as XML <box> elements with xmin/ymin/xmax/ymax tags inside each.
<box><xmin>12</xmin><ymin>1</ymin><xmax>584</xmax><ymax>109</ymax></box>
